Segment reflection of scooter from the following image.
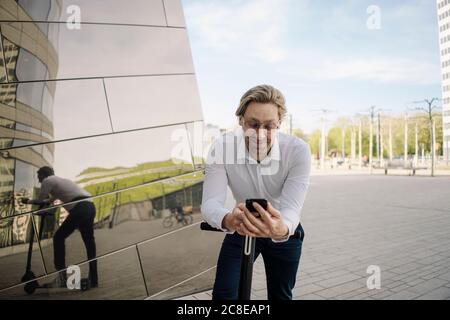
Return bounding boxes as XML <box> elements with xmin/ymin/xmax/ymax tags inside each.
<box><xmin>21</xmin><ymin>202</ymin><xmax>90</xmax><ymax>294</ymax></box>
<box><xmin>200</xmin><ymin>222</ymin><xmax>255</xmax><ymax>300</ymax></box>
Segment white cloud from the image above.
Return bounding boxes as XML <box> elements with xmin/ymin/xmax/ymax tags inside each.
<box><xmin>184</xmin><ymin>0</ymin><xmax>440</xmax><ymax>86</ymax></box>
<box><xmin>184</xmin><ymin>0</ymin><xmax>293</xmax><ymax>63</ymax></box>
<box><xmin>313</xmin><ymin>56</ymin><xmax>440</xmax><ymax>85</ymax></box>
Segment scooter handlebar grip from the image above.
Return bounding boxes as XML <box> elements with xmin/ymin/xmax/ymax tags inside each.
<box><xmin>200</xmin><ymin>222</ymin><xmax>223</xmax><ymax>232</ymax></box>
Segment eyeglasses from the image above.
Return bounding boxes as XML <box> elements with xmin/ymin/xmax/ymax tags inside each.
<box><xmin>243</xmin><ymin>119</ymin><xmax>279</xmax><ymax>131</ymax></box>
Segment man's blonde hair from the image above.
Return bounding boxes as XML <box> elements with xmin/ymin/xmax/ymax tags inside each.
<box><xmin>235</xmin><ymin>84</ymin><xmax>287</xmax><ymax>121</ymax></box>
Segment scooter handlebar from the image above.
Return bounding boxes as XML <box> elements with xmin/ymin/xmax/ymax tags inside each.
<box><xmin>200</xmin><ymin>222</ymin><xmax>224</xmax><ymax>232</ymax></box>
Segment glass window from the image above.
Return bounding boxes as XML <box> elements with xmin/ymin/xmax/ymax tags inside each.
<box><xmin>13</xmin><ymin>160</ymin><xmax>39</xmax><ymax>197</ymax></box>
<box><xmin>1</xmin><ymin>23</ymin><xmax>59</xmax><ymax>82</ymax></box>
<box><xmin>15</xmin><ymin>48</ymin><xmax>49</xmax><ymax>83</ymax></box>
<box><xmin>18</xmin><ymin>0</ymin><xmax>52</xmax><ymax>22</ymax></box>
<box><xmin>16</xmin><ymin>79</ymin><xmax>46</xmax><ymax>113</ymax></box>
<box><xmin>15</xmin><ymin>123</ymin><xmax>41</xmax><ymax>136</ymax></box>
<box><xmin>0</xmin><ymin>117</ymin><xmax>15</xmax><ymax>129</ymax></box>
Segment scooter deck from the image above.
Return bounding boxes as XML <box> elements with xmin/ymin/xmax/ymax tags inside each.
<box><xmin>24</xmin><ymin>277</ymin><xmax>93</xmax><ymax>294</ymax></box>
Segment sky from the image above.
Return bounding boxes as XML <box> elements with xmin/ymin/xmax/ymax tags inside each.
<box><xmin>182</xmin><ymin>0</ymin><xmax>442</xmax><ymax>134</ymax></box>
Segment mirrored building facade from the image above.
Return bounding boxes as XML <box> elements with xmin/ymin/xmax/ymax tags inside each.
<box><xmin>0</xmin><ymin>0</ymin><xmax>223</xmax><ymax>299</ymax></box>
<box><xmin>438</xmin><ymin>0</ymin><xmax>450</xmax><ymax>161</ymax></box>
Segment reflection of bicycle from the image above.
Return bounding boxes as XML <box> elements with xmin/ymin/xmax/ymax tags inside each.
<box><xmin>163</xmin><ymin>207</ymin><xmax>193</xmax><ymax>228</ymax></box>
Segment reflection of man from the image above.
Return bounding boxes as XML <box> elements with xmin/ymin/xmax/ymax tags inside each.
<box><xmin>202</xmin><ymin>85</ymin><xmax>311</xmax><ymax>300</ymax></box>
<box><xmin>24</xmin><ymin>166</ymin><xmax>98</xmax><ymax>288</ymax></box>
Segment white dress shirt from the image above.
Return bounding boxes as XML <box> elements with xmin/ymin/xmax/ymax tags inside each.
<box><xmin>201</xmin><ymin>128</ymin><xmax>311</xmax><ymax>242</ymax></box>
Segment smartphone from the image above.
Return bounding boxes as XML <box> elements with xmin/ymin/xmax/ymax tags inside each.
<box><xmin>245</xmin><ymin>199</ymin><xmax>268</xmax><ymax>217</ymax></box>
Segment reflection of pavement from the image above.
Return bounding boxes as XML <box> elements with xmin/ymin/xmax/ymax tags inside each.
<box><xmin>0</xmin><ymin>186</ymin><xmax>236</xmax><ymax>299</ymax></box>
<box><xmin>39</xmin><ymin>213</ymin><xmax>205</xmax><ymax>272</ymax></box>
<box><xmin>182</xmin><ymin>175</ymin><xmax>450</xmax><ymax>300</ymax></box>
<box><xmin>0</xmin><ymin>213</ymin><xmax>204</xmax><ymax>293</ymax></box>
<box><xmin>0</xmin><ymin>213</ymin><xmax>223</xmax><ymax>300</ymax></box>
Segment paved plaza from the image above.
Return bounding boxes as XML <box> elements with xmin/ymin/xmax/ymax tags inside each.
<box><xmin>180</xmin><ymin>174</ymin><xmax>450</xmax><ymax>300</ymax></box>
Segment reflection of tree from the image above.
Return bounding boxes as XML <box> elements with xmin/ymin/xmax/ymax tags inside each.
<box><xmin>0</xmin><ymin>218</ymin><xmax>13</xmax><ymax>248</ymax></box>
<box><xmin>77</xmin><ymin>159</ymin><xmax>194</xmax><ymax>193</ymax></box>
<box><xmin>73</xmin><ymin>159</ymin><xmax>200</xmax><ymax>224</ymax></box>
<box><xmin>0</xmin><ymin>214</ymin><xmax>32</xmax><ymax>248</ymax></box>
<box><xmin>0</xmin><ymin>187</ymin><xmax>35</xmax><ymax>248</ymax></box>
<box><xmin>93</xmin><ymin>174</ymin><xmax>204</xmax><ymax>229</ymax></box>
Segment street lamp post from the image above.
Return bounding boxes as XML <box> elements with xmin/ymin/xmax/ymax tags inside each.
<box><xmin>444</xmin><ymin>136</ymin><xmax>450</xmax><ymax>167</ymax></box>
<box><xmin>376</xmin><ymin>112</ymin><xmax>381</xmax><ymax>164</ymax></box>
<box><xmin>359</xmin><ymin>118</ymin><xmax>362</xmax><ymax>169</ymax></box>
<box><xmin>404</xmin><ymin>113</ymin><xmax>408</xmax><ymax>168</ymax></box>
<box><xmin>321</xmin><ymin>117</ymin><xmax>326</xmax><ymax>170</ymax></box>
<box><xmin>389</xmin><ymin>121</ymin><xmax>393</xmax><ymax>162</ymax></box>
<box><xmin>413</xmin><ymin>98</ymin><xmax>441</xmax><ymax>177</ymax></box>
<box><xmin>415</xmin><ymin>122</ymin><xmax>419</xmax><ymax>168</ymax></box>
<box><xmin>369</xmin><ymin>108</ymin><xmax>375</xmax><ymax>174</ymax></box>
<box><xmin>351</xmin><ymin>126</ymin><xmax>356</xmax><ymax>163</ymax></box>
<box><xmin>380</xmin><ymin>116</ymin><xmax>384</xmax><ymax>167</ymax></box>
<box><xmin>433</xmin><ymin>118</ymin><xmax>437</xmax><ymax>172</ymax></box>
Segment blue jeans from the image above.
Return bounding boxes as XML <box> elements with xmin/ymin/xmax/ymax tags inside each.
<box><xmin>53</xmin><ymin>200</ymin><xmax>97</xmax><ymax>285</ymax></box>
<box><xmin>212</xmin><ymin>224</ymin><xmax>304</xmax><ymax>300</ymax></box>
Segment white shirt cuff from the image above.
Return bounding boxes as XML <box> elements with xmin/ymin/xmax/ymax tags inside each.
<box><xmin>210</xmin><ymin>207</ymin><xmax>234</xmax><ymax>234</ymax></box>
<box><xmin>271</xmin><ymin>220</ymin><xmax>295</xmax><ymax>243</ymax></box>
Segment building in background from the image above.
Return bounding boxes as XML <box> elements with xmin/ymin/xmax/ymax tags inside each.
<box><xmin>438</xmin><ymin>0</ymin><xmax>450</xmax><ymax>161</ymax></box>
<box><xmin>0</xmin><ymin>0</ymin><xmax>223</xmax><ymax>300</ymax></box>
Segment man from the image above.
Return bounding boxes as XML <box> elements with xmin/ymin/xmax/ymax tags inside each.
<box><xmin>201</xmin><ymin>85</ymin><xmax>311</xmax><ymax>300</ymax></box>
<box><xmin>23</xmin><ymin>166</ymin><xmax>98</xmax><ymax>288</ymax></box>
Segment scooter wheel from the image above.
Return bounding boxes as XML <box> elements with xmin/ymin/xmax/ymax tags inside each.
<box><xmin>24</xmin><ymin>281</ymin><xmax>38</xmax><ymax>294</ymax></box>
<box><xmin>81</xmin><ymin>278</ymin><xmax>90</xmax><ymax>291</ymax></box>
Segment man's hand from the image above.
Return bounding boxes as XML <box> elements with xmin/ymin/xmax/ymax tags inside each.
<box><xmin>221</xmin><ymin>206</ymin><xmax>245</xmax><ymax>232</ymax></box>
<box><xmin>236</xmin><ymin>202</ymin><xmax>289</xmax><ymax>239</ymax></box>
<box><xmin>20</xmin><ymin>197</ymin><xmax>30</xmax><ymax>205</ymax></box>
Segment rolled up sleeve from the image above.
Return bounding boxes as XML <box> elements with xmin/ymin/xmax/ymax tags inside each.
<box><xmin>201</xmin><ymin>140</ymin><xmax>233</xmax><ymax>233</ymax></box>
